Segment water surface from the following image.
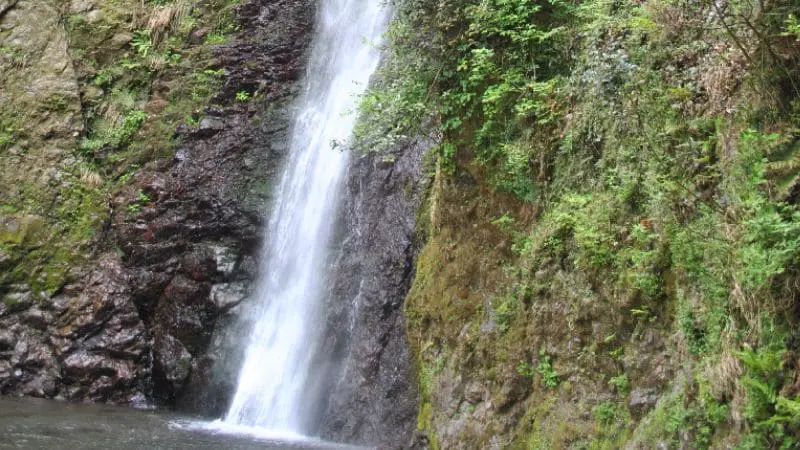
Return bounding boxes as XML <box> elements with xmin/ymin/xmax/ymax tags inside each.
<box><xmin>0</xmin><ymin>397</ymin><xmax>362</xmax><ymax>449</ymax></box>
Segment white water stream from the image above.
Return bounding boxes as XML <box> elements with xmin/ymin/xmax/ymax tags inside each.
<box><xmin>223</xmin><ymin>0</ymin><xmax>389</xmax><ymax>435</ymax></box>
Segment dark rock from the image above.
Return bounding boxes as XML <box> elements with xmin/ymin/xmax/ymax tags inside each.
<box><xmin>162</xmin><ymin>275</ymin><xmax>209</xmax><ymax>306</ymax></box>
<box><xmin>0</xmin><ymin>360</ymin><xmax>12</xmax><ymax>379</ymax></box>
<box><xmin>2</xmin><ymin>290</ymin><xmax>33</xmax><ymax>315</ymax></box>
<box><xmin>315</xmin><ymin>137</ymin><xmax>430</xmax><ymax>448</ymax></box>
<box><xmin>21</xmin><ymin>307</ymin><xmax>50</xmax><ymax>330</ymax></box>
<box><xmin>153</xmin><ymin>333</ymin><xmax>192</xmax><ymax>394</ymax></box>
<box><xmin>210</xmin><ymin>282</ymin><xmax>249</xmax><ymax>311</ymax></box>
<box><xmin>159</xmin><ymin>0</ymin><xmax>314</xmax><ymax>413</ymax></box>
<box><xmin>63</xmin><ymin>350</ymin><xmax>136</xmax><ymax>384</ymax></box>
<box><xmin>0</xmin><ymin>254</ymin><xmax>149</xmax><ymax>402</ymax></box>
<box><xmin>21</xmin><ymin>374</ymin><xmax>57</xmax><ymax>398</ymax></box>
<box><xmin>211</xmin><ymin>245</ymin><xmax>238</xmax><ymax>277</ymax></box>
<box><xmin>0</xmin><ymin>329</ymin><xmax>13</xmax><ymax>350</ymax></box>
<box><xmin>0</xmin><ymin>2</ymin><xmax>420</xmax><ymax>447</ymax></box>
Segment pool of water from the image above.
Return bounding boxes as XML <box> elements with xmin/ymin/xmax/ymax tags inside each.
<box><xmin>0</xmin><ymin>397</ymin><xmax>363</xmax><ymax>449</ymax></box>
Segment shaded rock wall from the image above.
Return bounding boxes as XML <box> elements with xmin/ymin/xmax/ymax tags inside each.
<box><xmin>313</xmin><ymin>138</ymin><xmax>430</xmax><ymax>448</ymax></box>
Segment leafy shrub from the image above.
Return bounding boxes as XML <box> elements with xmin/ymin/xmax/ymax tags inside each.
<box><xmin>537</xmin><ymin>348</ymin><xmax>559</xmax><ymax>389</ymax></box>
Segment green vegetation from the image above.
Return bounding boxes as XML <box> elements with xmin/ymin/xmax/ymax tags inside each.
<box><xmin>394</xmin><ymin>0</ymin><xmax>800</xmax><ymax>446</ymax></box>
<box><xmin>235</xmin><ymin>90</ymin><xmax>251</xmax><ymax>101</ymax></box>
<box><xmin>536</xmin><ymin>348</ymin><xmax>559</xmax><ymax>389</ymax></box>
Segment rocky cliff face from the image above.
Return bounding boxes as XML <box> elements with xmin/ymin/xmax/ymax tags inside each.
<box><xmin>313</xmin><ymin>138</ymin><xmax>430</xmax><ymax>448</ymax></box>
<box><xmin>0</xmin><ymin>0</ymin><xmax>314</xmax><ymax>406</ymax></box>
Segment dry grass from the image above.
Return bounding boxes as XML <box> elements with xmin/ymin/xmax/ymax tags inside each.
<box><xmin>79</xmin><ymin>167</ymin><xmax>103</xmax><ymax>188</ymax></box>
<box><xmin>699</xmin><ymin>47</ymin><xmax>748</xmax><ymax>115</ymax></box>
<box><xmin>706</xmin><ymin>351</ymin><xmax>743</xmax><ymax>402</ymax></box>
<box><xmin>146</xmin><ymin>54</ymin><xmax>167</xmax><ymax>71</ymax></box>
<box><xmin>146</xmin><ymin>1</ymin><xmax>189</xmax><ymax>45</ymax></box>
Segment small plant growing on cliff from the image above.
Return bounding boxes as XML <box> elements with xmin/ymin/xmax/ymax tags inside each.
<box><xmin>537</xmin><ymin>348</ymin><xmax>559</xmax><ymax>389</ymax></box>
<box><xmin>235</xmin><ymin>90</ymin><xmax>251</xmax><ymax>102</ymax></box>
<box><xmin>593</xmin><ymin>402</ymin><xmax>619</xmax><ymax>424</ymax></box>
<box><xmin>131</xmin><ymin>30</ymin><xmax>153</xmax><ymax>57</ymax></box>
<box><xmin>609</xmin><ymin>374</ymin><xmax>629</xmax><ymax>393</ymax></box>
<box><xmin>127</xmin><ymin>190</ymin><xmax>151</xmax><ymax>213</ymax></box>
<box><xmin>517</xmin><ymin>360</ymin><xmax>535</xmax><ymax>378</ymax></box>
<box><xmin>0</xmin><ymin>131</ymin><xmax>12</xmax><ymax>147</ymax></box>
<box><xmin>206</xmin><ymin>33</ymin><xmax>226</xmax><ymax>44</ymax></box>
<box><xmin>785</xmin><ymin>15</ymin><xmax>800</xmax><ymax>40</ymax></box>
<box><xmin>491</xmin><ymin>212</ymin><xmax>515</xmax><ymax>230</ymax></box>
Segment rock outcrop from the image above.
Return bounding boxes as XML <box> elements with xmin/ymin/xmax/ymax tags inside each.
<box><xmin>314</xmin><ymin>138</ymin><xmax>430</xmax><ymax>448</ymax></box>
<box><xmin>0</xmin><ymin>0</ymin><xmax>315</xmax><ymax>406</ymax></box>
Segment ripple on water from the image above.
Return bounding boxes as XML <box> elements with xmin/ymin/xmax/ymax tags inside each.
<box><xmin>170</xmin><ymin>419</ymin><xmax>373</xmax><ymax>450</ymax></box>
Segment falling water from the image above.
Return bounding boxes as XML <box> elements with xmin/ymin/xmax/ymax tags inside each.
<box><xmin>223</xmin><ymin>0</ymin><xmax>389</xmax><ymax>435</ymax></box>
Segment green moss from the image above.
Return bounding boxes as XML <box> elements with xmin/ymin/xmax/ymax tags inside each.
<box><xmin>417</xmin><ymin>402</ymin><xmax>432</xmax><ymax>431</ymax></box>
<box><xmin>0</xmin><ymin>215</ymin><xmax>45</xmax><ymax>246</ymax></box>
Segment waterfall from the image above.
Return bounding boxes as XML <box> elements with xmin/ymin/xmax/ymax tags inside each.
<box><xmin>222</xmin><ymin>0</ymin><xmax>389</xmax><ymax>435</ymax></box>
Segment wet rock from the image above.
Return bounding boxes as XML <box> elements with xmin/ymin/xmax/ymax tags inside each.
<box><xmin>2</xmin><ymin>290</ymin><xmax>33</xmax><ymax>314</ymax></box>
<box><xmin>149</xmin><ymin>0</ymin><xmax>314</xmax><ymax>412</ymax></box>
<box><xmin>0</xmin><ymin>330</ymin><xmax>13</xmax><ymax>350</ymax></box>
<box><xmin>0</xmin><ymin>0</ymin><xmax>314</xmax><ymax>413</ymax></box>
<box><xmin>129</xmin><ymin>391</ymin><xmax>148</xmax><ymax>407</ymax></box>
<box><xmin>210</xmin><ymin>282</ymin><xmax>248</xmax><ymax>311</ymax></box>
<box><xmin>19</xmin><ymin>336</ymin><xmax>52</xmax><ymax>369</ymax></box>
<box><xmin>0</xmin><ymin>360</ymin><xmax>12</xmax><ymax>379</ymax></box>
<box><xmin>21</xmin><ymin>374</ymin><xmax>57</xmax><ymax>398</ymax></box>
<box><xmin>64</xmin><ymin>351</ymin><xmax>116</xmax><ymax>377</ymax></box>
<box><xmin>316</xmin><ymin>137</ymin><xmax>430</xmax><ymax>447</ymax></box>
<box><xmin>164</xmin><ymin>275</ymin><xmax>209</xmax><ymax>306</ymax></box>
<box><xmin>182</xmin><ymin>248</ymin><xmax>217</xmax><ymax>281</ymax></box>
<box><xmin>88</xmin><ymin>375</ymin><xmax>115</xmax><ymax>398</ymax></box>
<box><xmin>211</xmin><ymin>245</ymin><xmax>238</xmax><ymax>276</ymax></box>
<box><xmin>153</xmin><ymin>334</ymin><xmax>192</xmax><ymax>393</ymax></box>
<box><xmin>22</xmin><ymin>307</ymin><xmax>50</xmax><ymax>330</ymax></box>
<box><xmin>0</xmin><ymin>255</ymin><xmax>149</xmax><ymax>401</ymax></box>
